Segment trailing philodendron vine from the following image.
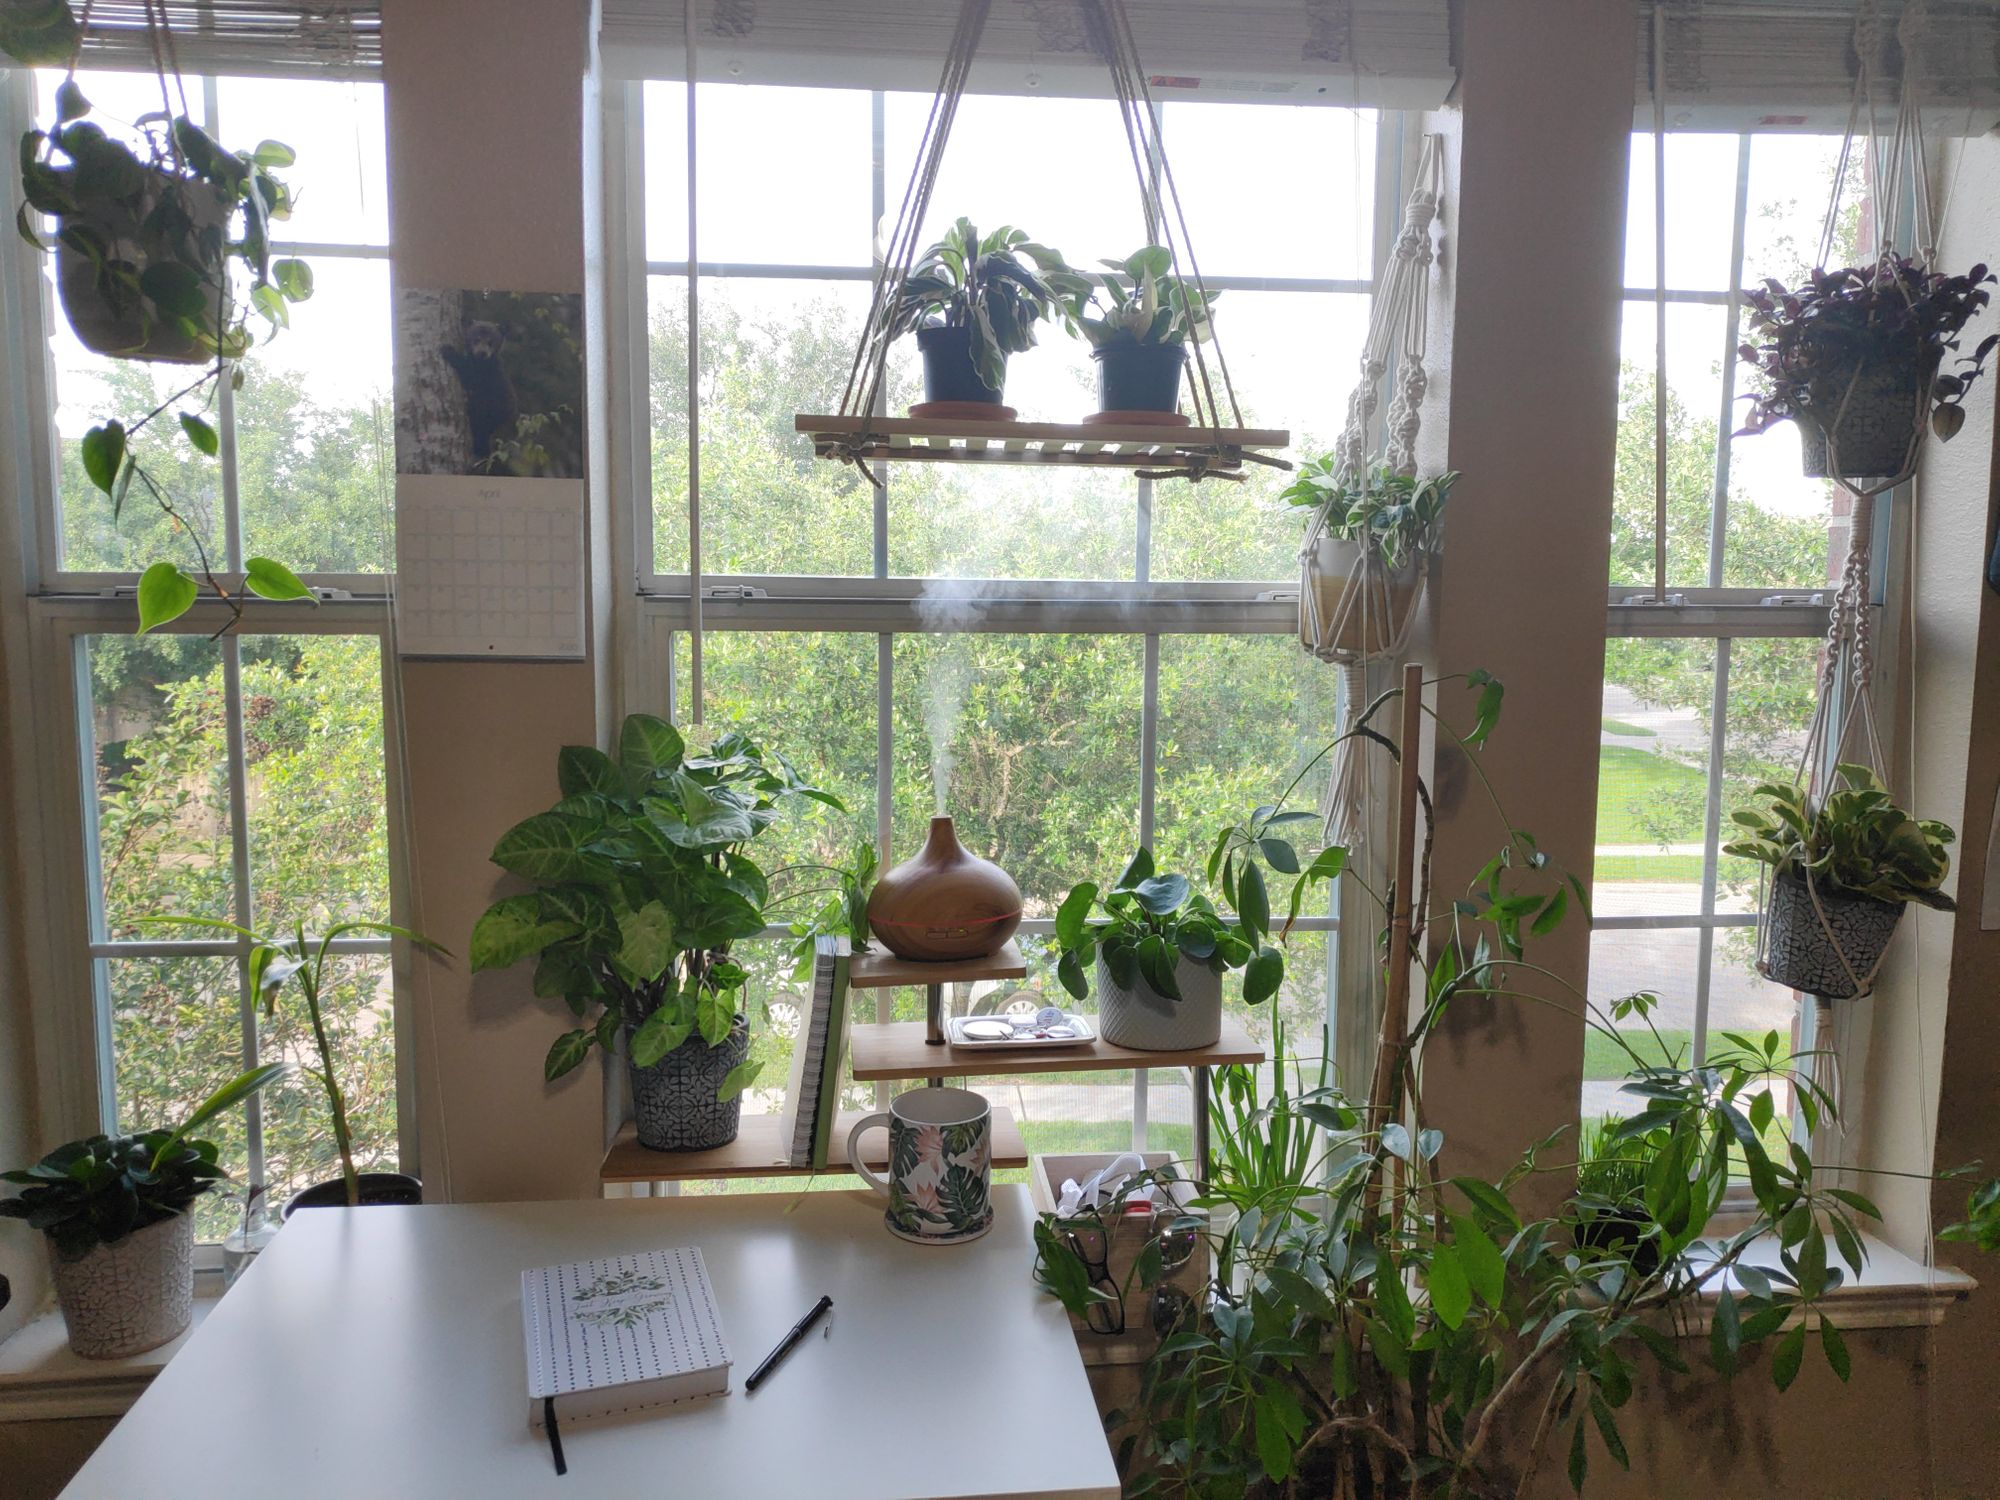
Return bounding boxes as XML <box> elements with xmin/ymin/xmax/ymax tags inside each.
<box><xmin>1033</xmin><ymin>674</ymin><xmax>2000</xmax><ymax>1498</ymax></box>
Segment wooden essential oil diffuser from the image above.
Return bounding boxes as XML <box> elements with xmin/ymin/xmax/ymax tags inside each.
<box><xmin>866</xmin><ymin>816</ymin><xmax>1022</xmax><ymax>963</ymax></box>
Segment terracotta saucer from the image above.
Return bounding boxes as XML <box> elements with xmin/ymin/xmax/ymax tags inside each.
<box><xmin>907</xmin><ymin>401</ymin><xmax>1018</xmax><ymax>421</ymax></box>
<box><xmin>1080</xmin><ymin>409</ymin><xmax>1193</xmax><ymax>427</ymax></box>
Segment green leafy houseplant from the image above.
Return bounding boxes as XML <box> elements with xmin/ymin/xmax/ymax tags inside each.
<box><xmin>142</xmin><ymin>916</ymin><xmax>438</xmax><ymax>1209</ymax></box>
<box><xmin>0</xmin><ymin>1064</ymin><xmax>284</xmax><ymax>1257</ymax></box>
<box><xmin>2</xmin><ymin>20</ymin><xmax>316</xmax><ymax>635</ymax></box>
<box><xmin>1723</xmin><ymin>763</ymin><xmax>1957</xmax><ymax>911</ymax></box>
<box><xmin>887</xmin><ymin>216</ymin><xmax>1077</xmax><ymax>393</ymax></box>
<box><xmin>1064</xmin><ymin>245</ymin><xmax>1217</xmax><ymax>349</ymax></box>
<box><xmin>469</xmin><ymin>714</ymin><xmax>843</xmax><ymax>1100</ymax></box>
<box><xmin>1053</xmin><ymin>848</ymin><xmax>1262</xmax><ymax>1006</ymax></box>
<box><xmin>1282</xmin><ymin>462</ymin><xmax>1460</xmax><ymax>571</ymax></box>
<box><xmin>1033</xmin><ymin>673</ymin><xmax>2000</xmax><ymax>1496</ymax></box>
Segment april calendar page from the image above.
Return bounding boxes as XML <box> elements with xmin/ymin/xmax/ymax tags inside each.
<box><xmin>393</xmin><ymin>474</ymin><xmax>586</xmax><ymax>659</ymax></box>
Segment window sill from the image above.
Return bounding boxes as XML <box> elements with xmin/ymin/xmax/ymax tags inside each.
<box><xmin>1686</xmin><ymin>1221</ymin><xmax>1974</xmax><ymax>1332</ymax></box>
<box><xmin>0</xmin><ymin>1283</ymin><xmax>221</xmax><ymax>1423</ymax></box>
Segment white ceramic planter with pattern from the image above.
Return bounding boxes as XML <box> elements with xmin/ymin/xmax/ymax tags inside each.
<box><xmin>48</xmin><ymin>1210</ymin><xmax>196</xmax><ymax>1360</ymax></box>
<box><xmin>1094</xmin><ymin>955</ymin><xmax>1223</xmax><ymax>1051</ymax></box>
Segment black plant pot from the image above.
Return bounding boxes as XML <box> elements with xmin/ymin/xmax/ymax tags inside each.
<box><xmin>1092</xmin><ymin>341</ymin><xmax>1188</xmax><ymax>417</ymax></box>
<box><xmin>916</xmin><ymin>324</ymin><xmax>1006</xmax><ymax>407</ymax></box>
<box><xmin>629</xmin><ymin>1014</ymin><xmax>750</xmax><ymax>1152</ymax></box>
<box><xmin>1763</xmin><ymin>873</ymin><xmax>1904</xmax><ymax>999</ymax></box>
<box><xmin>283</xmin><ymin>1171</ymin><xmax>423</xmax><ymax>1218</ymax></box>
<box><xmin>1797</xmin><ymin>346</ymin><xmax>1927</xmax><ymax>480</ymax></box>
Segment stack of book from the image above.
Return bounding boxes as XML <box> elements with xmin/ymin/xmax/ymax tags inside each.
<box><xmin>777</xmin><ymin>935</ymin><xmax>852</xmax><ymax>1170</ymax></box>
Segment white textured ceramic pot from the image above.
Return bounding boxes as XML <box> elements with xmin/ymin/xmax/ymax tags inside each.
<box><xmin>48</xmin><ymin>1211</ymin><xmax>196</xmax><ymax>1360</ymax></box>
<box><xmin>1095</xmin><ymin>954</ymin><xmax>1223</xmax><ymax>1051</ymax></box>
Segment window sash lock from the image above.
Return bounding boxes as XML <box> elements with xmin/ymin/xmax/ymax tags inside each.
<box><xmin>703</xmin><ymin>584</ymin><xmax>769</xmax><ymax>601</ymax></box>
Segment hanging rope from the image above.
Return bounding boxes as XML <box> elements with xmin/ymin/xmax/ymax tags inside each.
<box><xmin>1303</xmin><ymin>135</ymin><xmax>1443</xmax><ymax>848</ymax></box>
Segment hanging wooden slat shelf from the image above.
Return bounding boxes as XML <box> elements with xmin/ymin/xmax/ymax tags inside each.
<box><xmin>795</xmin><ymin>414</ymin><xmax>1290</xmax><ymax>479</ymax></box>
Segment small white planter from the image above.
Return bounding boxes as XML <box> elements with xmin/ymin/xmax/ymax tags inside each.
<box><xmin>1298</xmin><ymin>533</ymin><xmax>1423</xmax><ymax>663</ymax></box>
<box><xmin>1095</xmin><ymin>955</ymin><xmax>1222</xmax><ymax>1051</ymax></box>
<box><xmin>48</xmin><ymin>1211</ymin><xmax>196</xmax><ymax>1360</ymax></box>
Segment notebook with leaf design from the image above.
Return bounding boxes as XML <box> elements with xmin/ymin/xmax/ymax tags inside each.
<box><xmin>522</xmin><ymin>1246</ymin><xmax>732</xmax><ymax>1428</ymax></box>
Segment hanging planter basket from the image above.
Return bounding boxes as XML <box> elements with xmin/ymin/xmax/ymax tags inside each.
<box><xmin>52</xmin><ymin>165</ymin><xmax>232</xmax><ymax>365</ymax></box>
<box><xmin>1796</xmin><ymin>345</ymin><xmax>1928</xmax><ymax>481</ymax></box>
<box><xmin>1761</xmin><ymin>872</ymin><xmax>1904</xmax><ymax>1000</ymax></box>
<box><xmin>1299</xmin><ymin>533</ymin><xmax>1426</xmax><ymax>665</ymax></box>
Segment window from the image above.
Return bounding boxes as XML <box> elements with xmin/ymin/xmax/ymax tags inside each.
<box><xmin>10</xmin><ymin>68</ymin><xmax>401</xmax><ymax>1235</ymax></box>
<box><xmin>617</xmin><ymin>82</ymin><xmax>1389</xmax><ymax>1171</ymax></box>
<box><xmin>1591</xmin><ymin>132</ymin><xmax>1870</xmax><ymax>1144</ymax></box>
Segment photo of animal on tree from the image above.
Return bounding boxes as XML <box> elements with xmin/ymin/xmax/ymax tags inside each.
<box><xmin>393</xmin><ymin>288</ymin><xmax>584</xmax><ymax>479</ymax></box>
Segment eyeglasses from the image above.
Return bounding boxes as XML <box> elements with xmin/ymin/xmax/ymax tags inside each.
<box><xmin>1064</xmin><ymin>1212</ymin><xmax>1203</xmax><ymax>1337</ymax></box>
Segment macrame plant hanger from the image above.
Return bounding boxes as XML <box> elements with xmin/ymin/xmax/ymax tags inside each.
<box><xmin>1750</xmin><ymin>0</ymin><xmax>1942</xmax><ymax>1117</ymax></box>
<box><xmin>1305</xmin><ymin>133</ymin><xmax>1444</xmax><ymax>849</ymax></box>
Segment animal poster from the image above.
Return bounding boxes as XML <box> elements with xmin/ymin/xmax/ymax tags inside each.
<box><xmin>394</xmin><ymin>288</ymin><xmax>584</xmax><ymax>478</ymax></box>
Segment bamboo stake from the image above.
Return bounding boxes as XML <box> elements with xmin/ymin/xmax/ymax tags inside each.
<box><xmin>1365</xmin><ymin>662</ymin><xmax>1425</xmax><ymax>1218</ymax></box>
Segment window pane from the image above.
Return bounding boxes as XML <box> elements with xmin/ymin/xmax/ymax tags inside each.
<box><xmin>215</xmin><ymin>77</ymin><xmax>388</xmax><ymax>245</ymax></box>
<box><xmin>1162</xmin><ymin>104</ymin><xmax>1375</xmax><ymax>281</ymax></box>
<box><xmin>889</xmin><ymin>465</ymin><xmax>1136</xmax><ymax>581</ymax></box>
<box><xmin>1741</xmin><ymin>135</ymin><xmax>1858</xmax><ymax>291</ymax></box>
<box><xmin>1610</xmin><ymin>301</ymin><xmax>1729</xmax><ymax>588</ymax></box>
<box><xmin>645</xmin><ymin>83</ymin><xmax>873</xmax><ymax>267</ymax></box>
<box><xmin>1584</xmin><ymin>928</ymin><xmax>1699</xmax><ymax>1123</ymax></box>
<box><xmin>90</xmin><ymin>635</ymin><xmax>234</xmax><ymax>928</ymax></box>
<box><xmin>106</xmin><ymin>954</ymin><xmax>247</xmax><ymax>1240</ymax></box>
<box><xmin>649</xmin><ymin>276</ymin><xmax>876</xmax><ymax>577</ymax></box>
<box><xmin>892</xmin><ymin>633</ymin><xmax>1140</xmax><ymax>914</ymax></box>
<box><xmin>1623</xmin><ymin>133</ymin><xmax>1741</xmax><ymax>291</ymax></box>
<box><xmin>671</xmin><ymin>630</ymin><xmax>879</xmax><ymax>875</ymax></box>
<box><xmin>1597</xmin><ymin>639</ymin><xmax>1714</xmax><ymax>916</ymax></box>
<box><xmin>236</xmin><ymin>256</ymin><xmax>393</xmax><ymax>574</ymax></box>
<box><xmin>242</xmin><ymin>636</ymin><xmax>389</xmax><ymax>928</ymax></box>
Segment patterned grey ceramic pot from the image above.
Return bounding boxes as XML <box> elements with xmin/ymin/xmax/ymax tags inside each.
<box><xmin>1764</xmin><ymin>874</ymin><xmax>1905</xmax><ymax>1000</ymax></box>
<box><xmin>1095</xmin><ymin>954</ymin><xmax>1223</xmax><ymax>1051</ymax></box>
<box><xmin>48</xmin><ymin>1210</ymin><xmax>195</xmax><ymax>1360</ymax></box>
<box><xmin>629</xmin><ymin>1014</ymin><xmax>749</xmax><ymax>1151</ymax></box>
<box><xmin>1797</xmin><ymin>353</ymin><xmax>1925</xmax><ymax>479</ymax></box>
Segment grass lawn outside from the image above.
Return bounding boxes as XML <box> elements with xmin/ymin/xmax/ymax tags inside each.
<box><xmin>1596</xmin><ymin>744</ymin><xmax>1707</xmax><ymax>845</ymax></box>
<box><xmin>1602</xmin><ymin>717</ymin><xmax>1656</xmax><ymax>737</ymax></box>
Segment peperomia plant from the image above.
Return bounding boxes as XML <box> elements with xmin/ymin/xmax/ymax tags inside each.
<box><xmin>887</xmin><ymin>217</ymin><xmax>1078</xmax><ymax>391</ymax></box>
<box><xmin>1737</xmin><ymin>255</ymin><xmax>1997</xmax><ymax>443</ymax></box>
<box><xmin>1053</xmin><ymin>848</ymin><xmax>1259</xmax><ymax>1006</ymax></box>
<box><xmin>1724</xmin><ymin>763</ymin><xmax>1957</xmax><ymax>910</ymax></box>
<box><xmin>0</xmin><ymin>1064</ymin><xmax>284</xmax><ymax>1257</ymax></box>
<box><xmin>1034</xmin><ymin>675</ymin><xmax>2000</xmax><ymax>1498</ymax></box>
<box><xmin>3</xmin><ymin>33</ymin><xmax>318</xmax><ymax>635</ymax></box>
<box><xmin>469</xmin><ymin>715</ymin><xmax>843</xmax><ymax>1096</ymax></box>
<box><xmin>1065</xmin><ymin>245</ymin><xmax>1217</xmax><ymax>349</ymax></box>
<box><xmin>1281</xmin><ymin>461</ymin><xmax>1460</xmax><ymax>570</ymax></box>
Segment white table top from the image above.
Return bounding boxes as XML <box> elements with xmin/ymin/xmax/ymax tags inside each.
<box><xmin>61</xmin><ymin>1186</ymin><xmax>1120</xmax><ymax>1500</ymax></box>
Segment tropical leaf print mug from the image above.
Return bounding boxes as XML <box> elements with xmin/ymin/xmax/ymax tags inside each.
<box><xmin>848</xmin><ymin>1087</ymin><xmax>994</xmax><ymax>1245</ymax></box>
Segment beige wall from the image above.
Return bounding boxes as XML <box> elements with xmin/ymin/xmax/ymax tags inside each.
<box><xmin>1414</xmin><ymin>0</ymin><xmax>1634</xmax><ymax>1211</ymax></box>
<box><xmin>384</xmin><ymin>0</ymin><xmax>606</xmax><ymax>1203</ymax></box>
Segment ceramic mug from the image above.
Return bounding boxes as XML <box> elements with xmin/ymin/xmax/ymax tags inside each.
<box><xmin>848</xmin><ymin>1087</ymin><xmax>994</xmax><ymax>1245</ymax></box>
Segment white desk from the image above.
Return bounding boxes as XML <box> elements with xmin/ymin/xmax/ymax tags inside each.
<box><xmin>60</xmin><ymin>1186</ymin><xmax>1120</xmax><ymax>1500</ymax></box>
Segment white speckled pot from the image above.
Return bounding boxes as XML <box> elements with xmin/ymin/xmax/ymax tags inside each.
<box><xmin>1094</xmin><ymin>955</ymin><xmax>1223</xmax><ymax>1051</ymax></box>
<box><xmin>48</xmin><ymin>1211</ymin><xmax>195</xmax><ymax>1360</ymax></box>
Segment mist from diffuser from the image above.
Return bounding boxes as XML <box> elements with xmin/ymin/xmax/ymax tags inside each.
<box><xmin>866</xmin><ymin>816</ymin><xmax>1024</xmax><ymax>962</ymax></box>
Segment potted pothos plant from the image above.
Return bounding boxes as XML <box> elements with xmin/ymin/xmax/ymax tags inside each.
<box><xmin>1738</xmin><ymin>255</ymin><xmax>1996</xmax><ymax>479</ymax></box>
<box><xmin>470</xmin><ymin>714</ymin><xmax>843</xmax><ymax>1152</ymax></box>
<box><xmin>2</xmin><ymin>12</ymin><xmax>316</xmax><ymax>636</ymax></box>
<box><xmin>1064</xmin><ymin>245</ymin><xmax>1217</xmax><ymax>421</ymax></box>
<box><xmin>143</xmin><ymin>914</ymin><xmax>440</xmax><ymax>1211</ymax></box>
<box><xmin>1284</xmin><ymin>460</ymin><xmax>1458</xmax><ymax>660</ymax></box>
<box><xmin>1724</xmin><ymin>763</ymin><xmax>1956</xmax><ymax>1000</ymax></box>
<box><xmin>0</xmin><ymin>1064</ymin><xmax>283</xmax><ymax>1359</ymax></box>
<box><xmin>1053</xmin><ymin>848</ymin><xmax>1273</xmax><ymax>1052</ymax></box>
<box><xmin>887</xmin><ymin>216</ymin><xmax>1076</xmax><ymax>412</ymax></box>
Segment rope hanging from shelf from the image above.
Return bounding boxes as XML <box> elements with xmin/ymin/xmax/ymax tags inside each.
<box><xmin>1303</xmin><ymin>133</ymin><xmax>1442</xmax><ymax>850</ymax></box>
<box><xmin>823</xmin><ymin>0</ymin><xmax>1247</xmax><ymax>482</ymax></box>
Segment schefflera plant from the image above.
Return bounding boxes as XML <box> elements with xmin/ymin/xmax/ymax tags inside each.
<box><xmin>468</xmin><ymin>714</ymin><xmax>843</xmax><ymax>1095</ymax></box>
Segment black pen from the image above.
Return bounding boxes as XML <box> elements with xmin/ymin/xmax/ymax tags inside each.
<box><xmin>744</xmin><ymin>1294</ymin><xmax>833</xmax><ymax>1392</ymax></box>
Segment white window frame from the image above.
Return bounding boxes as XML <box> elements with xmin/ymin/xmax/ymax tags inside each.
<box><xmin>0</xmin><ymin>64</ymin><xmax>414</xmax><ymax>1246</ymax></box>
<box><xmin>601</xmin><ymin>82</ymin><xmax>1416</xmax><ymax>1134</ymax></box>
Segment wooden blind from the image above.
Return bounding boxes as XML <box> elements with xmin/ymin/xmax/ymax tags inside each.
<box><xmin>598</xmin><ymin>0</ymin><xmax>1455</xmax><ymax>109</ymax></box>
<box><xmin>72</xmin><ymin>3</ymin><xmax>380</xmax><ymax>78</ymax></box>
<box><xmin>1639</xmin><ymin>1</ymin><xmax>2000</xmax><ymax>131</ymax></box>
